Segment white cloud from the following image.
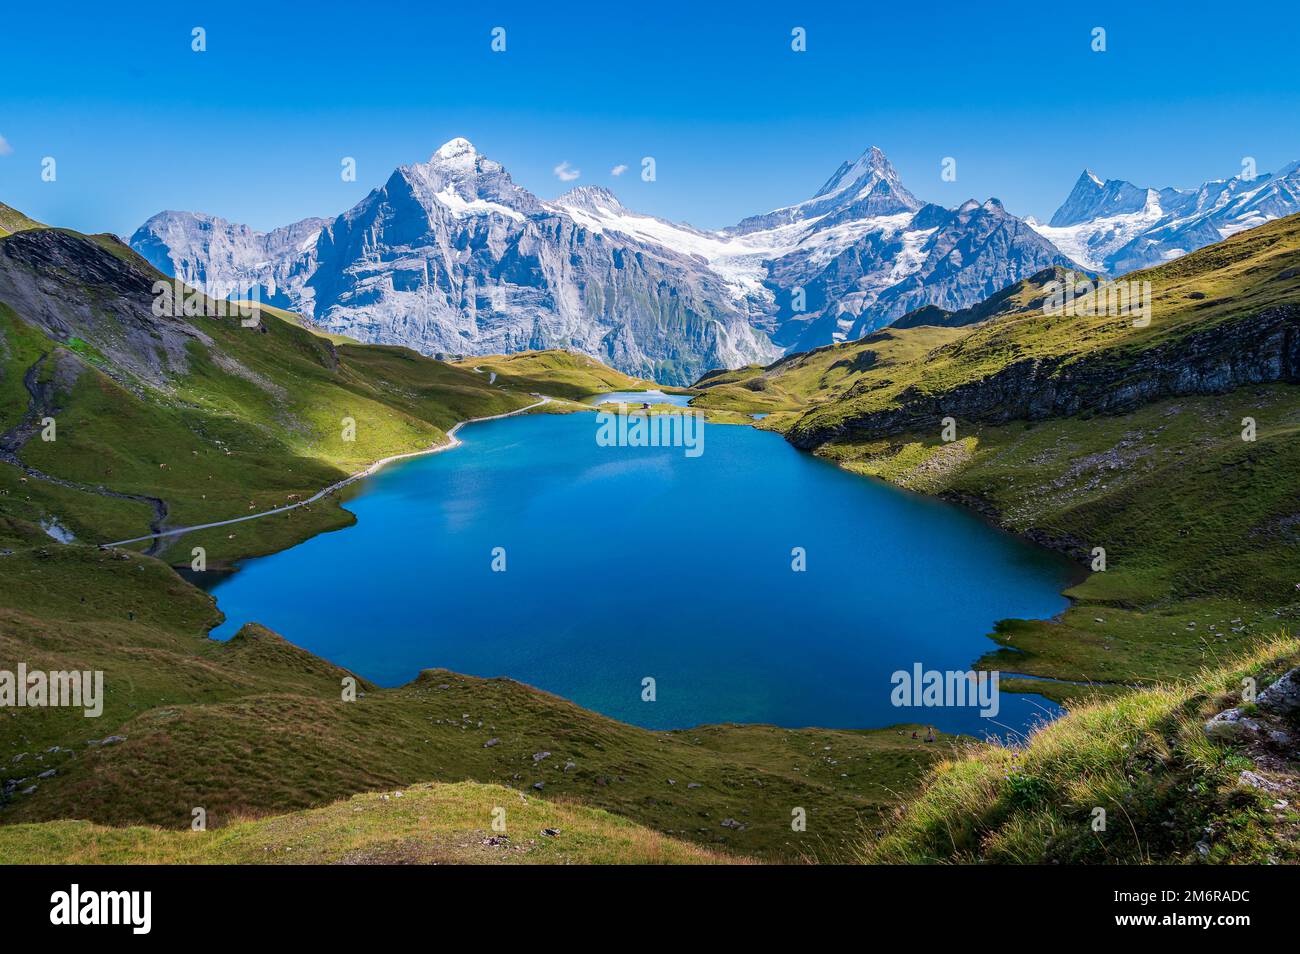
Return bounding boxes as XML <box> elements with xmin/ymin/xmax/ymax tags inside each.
<box><xmin>0</xmin><ymin>135</ymin><xmax>13</xmax><ymax>157</ymax></box>
<box><xmin>610</xmin><ymin>164</ymin><xmax>628</xmax><ymax>177</ymax></box>
<box><xmin>553</xmin><ymin>160</ymin><xmax>580</xmax><ymax>182</ymax></box>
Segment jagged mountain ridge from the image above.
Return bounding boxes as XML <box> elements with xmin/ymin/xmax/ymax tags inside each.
<box><xmin>131</xmin><ymin>139</ymin><xmax>1078</xmax><ymax>381</ymax></box>
<box><xmin>132</xmin><ymin>139</ymin><xmax>777</xmax><ymax>386</ymax></box>
<box><xmin>1030</xmin><ymin>160</ymin><xmax>1300</xmax><ymax>274</ymax></box>
<box><xmin>555</xmin><ymin>146</ymin><xmax>1077</xmax><ymax>352</ymax></box>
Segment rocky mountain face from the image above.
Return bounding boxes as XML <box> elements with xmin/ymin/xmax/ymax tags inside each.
<box><xmin>789</xmin><ymin>302</ymin><xmax>1300</xmax><ymax>448</ymax></box>
<box><xmin>0</xmin><ymin>229</ymin><xmax>211</xmax><ymax>389</ymax></box>
<box><xmin>128</xmin><ymin>211</ymin><xmax>328</xmax><ymax>312</ymax></box>
<box><xmin>761</xmin><ymin>197</ymin><xmax>1075</xmax><ymax>352</ymax></box>
<box><xmin>499</xmin><ymin>144</ymin><xmax>1080</xmax><ymax>353</ymax></box>
<box><xmin>1030</xmin><ymin>161</ymin><xmax>1300</xmax><ymax>274</ymax></box>
<box><xmin>132</xmin><ymin>139</ymin><xmax>776</xmax><ymax>385</ymax></box>
<box><xmin>131</xmin><ymin>139</ymin><xmax>1079</xmax><ymax>381</ymax></box>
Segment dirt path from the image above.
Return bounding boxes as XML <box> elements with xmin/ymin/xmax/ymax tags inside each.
<box><xmin>98</xmin><ymin>395</ymin><xmax>551</xmax><ymax>551</ymax></box>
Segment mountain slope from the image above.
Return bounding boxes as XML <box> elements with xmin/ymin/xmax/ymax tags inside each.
<box><xmin>865</xmin><ymin>638</ymin><xmax>1300</xmax><ymax>864</ymax></box>
<box><xmin>0</xmin><ymin>203</ymin><xmax>44</xmax><ymax>238</ymax></box>
<box><xmin>450</xmin><ymin>349</ymin><xmax>657</xmax><ymax>401</ymax></box>
<box><xmin>787</xmin><ymin>212</ymin><xmax>1300</xmax><ymax>446</ymax></box>
<box><xmin>132</xmin><ymin>139</ymin><xmax>778</xmax><ymax>386</ymax></box>
<box><xmin>0</xmin><ymin>781</ymin><xmax>736</xmax><ymax>865</ymax></box>
<box><xmin>556</xmin><ymin>146</ymin><xmax>1079</xmax><ymax>351</ymax></box>
<box><xmin>132</xmin><ymin>141</ymin><xmax>1080</xmax><ymax>376</ymax></box>
<box><xmin>1032</xmin><ymin>160</ymin><xmax>1300</xmax><ymax>274</ymax></box>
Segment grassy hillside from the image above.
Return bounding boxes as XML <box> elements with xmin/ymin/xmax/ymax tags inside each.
<box><xmin>865</xmin><ymin>636</ymin><xmax>1300</xmax><ymax>864</ymax></box>
<box><xmin>239</xmin><ymin>300</ymin><xmax>363</xmax><ymax>346</ymax></box>
<box><xmin>0</xmin><ymin>203</ymin><xmax>44</xmax><ymax>238</ymax></box>
<box><xmin>691</xmin><ymin>325</ymin><xmax>965</xmax><ymax>422</ymax></box>
<box><xmin>452</xmin><ymin>350</ymin><xmax>662</xmax><ymax>401</ymax></box>
<box><xmin>0</xmin><ymin>546</ymin><xmax>948</xmax><ymax>862</ymax></box>
<box><xmin>890</xmin><ymin>265</ymin><xmax>1078</xmax><ymax>330</ymax></box>
<box><xmin>0</xmin><ymin>780</ymin><xmax>734</xmax><ymax>865</ymax></box>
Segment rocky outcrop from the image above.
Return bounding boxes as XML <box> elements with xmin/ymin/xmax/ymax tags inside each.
<box><xmin>0</xmin><ymin>229</ymin><xmax>210</xmax><ymax>388</ymax></box>
<box><xmin>1203</xmin><ymin>665</ymin><xmax>1299</xmax><ymax>754</ymax></box>
<box><xmin>789</xmin><ymin>304</ymin><xmax>1300</xmax><ymax>448</ymax></box>
<box><xmin>1258</xmin><ymin>667</ymin><xmax>1300</xmax><ymax>717</ymax></box>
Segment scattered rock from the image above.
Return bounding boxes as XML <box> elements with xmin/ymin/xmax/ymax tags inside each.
<box><xmin>1258</xmin><ymin>667</ymin><xmax>1300</xmax><ymax>717</ymax></box>
<box><xmin>720</xmin><ymin>818</ymin><xmax>747</xmax><ymax>831</ymax></box>
<box><xmin>483</xmin><ymin>738</ymin><xmax>500</xmax><ymax>748</ymax></box>
<box><xmin>540</xmin><ymin>828</ymin><xmax>560</xmax><ymax>837</ymax></box>
<box><xmin>532</xmin><ymin>751</ymin><xmax>551</xmax><ymax>762</ymax></box>
<box><xmin>1203</xmin><ymin>708</ymin><xmax>1262</xmax><ymax>743</ymax></box>
<box><xmin>532</xmin><ymin>782</ymin><xmax>544</xmax><ymax>791</ymax></box>
<box><xmin>1238</xmin><ymin>770</ymin><xmax>1286</xmax><ymax>793</ymax></box>
<box><xmin>563</xmin><ymin>761</ymin><xmax>575</xmax><ymax>773</ymax></box>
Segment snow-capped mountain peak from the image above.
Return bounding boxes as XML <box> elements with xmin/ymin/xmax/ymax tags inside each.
<box><xmin>433</xmin><ymin>136</ymin><xmax>478</xmax><ymax>161</ymax></box>
<box><xmin>1032</xmin><ymin>159</ymin><xmax>1300</xmax><ymax>273</ymax></box>
<box><xmin>812</xmin><ymin>145</ymin><xmax>897</xmax><ymax>200</ymax></box>
<box><xmin>1048</xmin><ymin>170</ymin><xmax>1158</xmax><ymax>228</ymax></box>
<box><xmin>132</xmin><ymin>138</ymin><xmax>1088</xmax><ymax>379</ymax></box>
<box><xmin>396</xmin><ymin>140</ymin><xmax>539</xmax><ymax>219</ymax></box>
<box><xmin>131</xmin><ymin>139</ymin><xmax>779</xmax><ymax>385</ymax></box>
<box><xmin>728</xmin><ymin>145</ymin><xmax>921</xmax><ymax>237</ymax></box>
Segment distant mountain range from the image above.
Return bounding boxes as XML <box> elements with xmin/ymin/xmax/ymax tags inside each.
<box><xmin>130</xmin><ymin>141</ymin><xmax>1300</xmax><ymax>382</ymax></box>
<box><xmin>1028</xmin><ymin>161</ymin><xmax>1300</xmax><ymax>274</ymax></box>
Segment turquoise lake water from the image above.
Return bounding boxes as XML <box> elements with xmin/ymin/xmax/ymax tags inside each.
<box><xmin>204</xmin><ymin>411</ymin><xmax>1078</xmax><ymax>737</ymax></box>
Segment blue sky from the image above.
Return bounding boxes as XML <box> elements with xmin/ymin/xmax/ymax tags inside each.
<box><xmin>2</xmin><ymin>0</ymin><xmax>1297</xmax><ymax>236</ymax></box>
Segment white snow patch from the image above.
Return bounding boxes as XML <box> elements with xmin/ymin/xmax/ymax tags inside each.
<box><xmin>1030</xmin><ymin>191</ymin><xmax>1166</xmax><ymax>272</ymax></box>
<box><xmin>434</xmin><ymin>187</ymin><xmax>524</xmax><ymax>223</ymax></box>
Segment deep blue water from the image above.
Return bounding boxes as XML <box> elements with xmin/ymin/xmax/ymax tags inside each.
<box><xmin>205</xmin><ymin>412</ymin><xmax>1077</xmax><ymax>737</ymax></box>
